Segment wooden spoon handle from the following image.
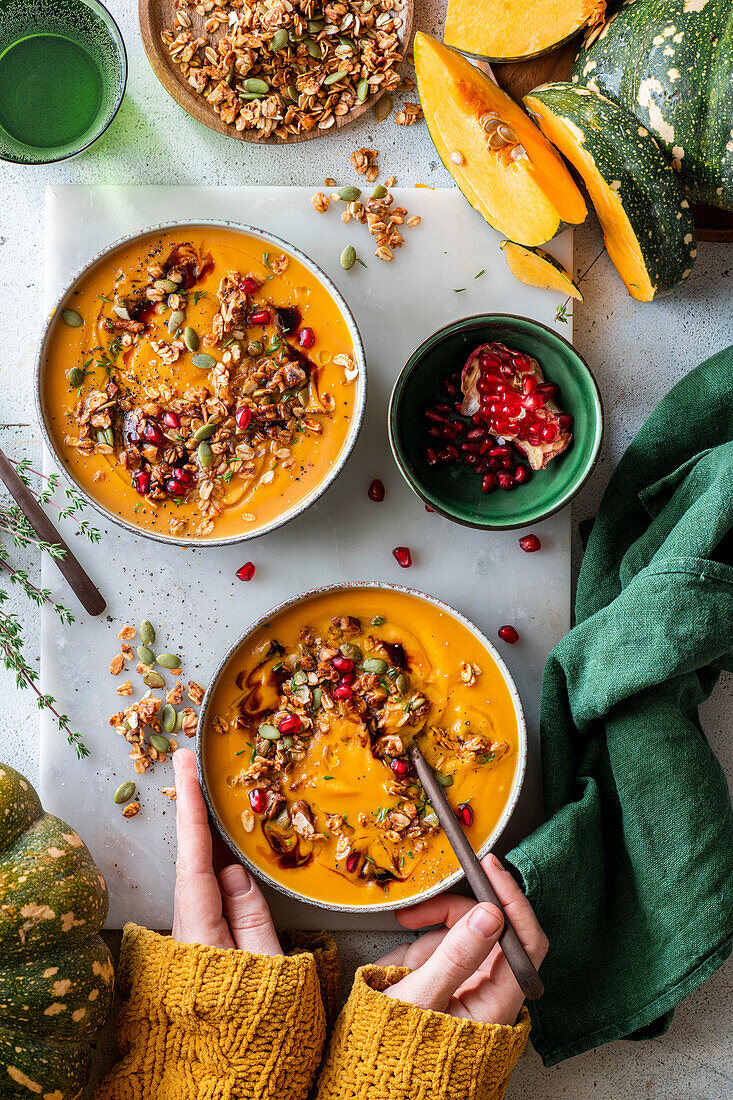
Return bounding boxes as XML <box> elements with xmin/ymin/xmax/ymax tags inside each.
<box><xmin>0</xmin><ymin>450</ymin><xmax>106</xmax><ymax>617</ymax></box>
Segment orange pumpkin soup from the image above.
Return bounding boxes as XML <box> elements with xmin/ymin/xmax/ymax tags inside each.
<box><xmin>43</xmin><ymin>225</ymin><xmax>359</xmax><ymax>541</ymax></box>
<box><xmin>204</xmin><ymin>587</ymin><xmax>521</xmax><ymax>906</ymax></box>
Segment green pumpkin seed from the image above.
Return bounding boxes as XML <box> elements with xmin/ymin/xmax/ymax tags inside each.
<box><xmin>156</xmin><ymin>653</ymin><xmax>181</xmax><ymax>669</ymax></box>
<box><xmin>244</xmin><ymin>77</ymin><xmax>270</xmax><ymax>94</ymax></box>
<box><xmin>192</xmin><ymin>353</ymin><xmax>216</xmax><ymax>370</ymax></box>
<box><xmin>183</xmin><ymin>326</ymin><xmax>199</xmax><ymax>352</ymax></box>
<box><xmin>357</xmin><ymin>78</ymin><xmax>369</xmax><ymax>103</ymax></box>
<box><xmin>114</xmin><ymin>780</ymin><xmax>136</xmax><ymax>805</ymax></box>
<box><xmin>436</xmin><ymin>772</ymin><xmax>454</xmax><ymax>787</ymax></box>
<box><xmin>339</xmin><ymin>36</ymin><xmax>354</xmax><ymax>50</ymax></box>
<box><xmin>137</xmin><ymin>645</ymin><xmax>155</xmax><ymax>665</ymax></box>
<box><xmin>282</xmin><ymin>735</ymin><xmax>293</xmax><ymax>749</ymax></box>
<box><xmin>192</xmin><ymin>422</ymin><xmax>216</xmax><ymax>442</ymax></box>
<box><xmin>66</xmin><ymin>366</ymin><xmax>84</xmax><ymax>387</ymax></box>
<box><xmin>197</xmin><ymin>441</ymin><xmax>213</xmax><ymax>467</ymax></box>
<box><xmin>161</xmin><ymin>704</ymin><xmax>176</xmax><ymax>733</ymax></box>
<box><xmin>167</xmin><ymin>309</ymin><xmax>185</xmax><ymax>334</ymax></box>
<box><xmin>363</xmin><ymin>657</ymin><xmax>388</xmax><ymax>674</ymax></box>
<box><xmin>292</xmin><ymin>670</ymin><xmax>308</xmax><ymax>686</ymax></box>
<box><xmin>143</xmin><ymin>670</ymin><xmax>165</xmax><ymax>689</ymax></box>
<box><xmin>174</xmin><ymin>709</ymin><xmax>184</xmax><ymax>733</ymax></box>
<box><xmin>297</xmin><ymin>387</ymin><xmax>309</xmax><ymax>407</ymax></box>
<box><xmin>340</xmin><ymin>245</ymin><xmax>356</xmax><ymax>271</ymax></box>
<box><xmin>311</xmin><ymin>686</ymin><xmax>322</xmax><ymax>710</ymax></box>
<box><xmin>155</xmin><ymin>278</ymin><xmax>177</xmax><ymax>293</ymax></box>
<box><xmin>337</xmin><ymin>186</ymin><xmax>361</xmax><ymax>202</ymax></box>
<box><xmin>247</xmin><ymin>340</ymin><xmax>264</xmax><ymax>355</ymax></box>
<box><xmin>259</xmin><ymin>723</ymin><xmax>280</xmax><ymax>740</ymax></box>
<box><xmin>270</xmin><ymin>28</ymin><xmax>288</xmax><ymax>50</ymax></box>
<box><xmin>139</xmin><ymin>620</ymin><xmax>155</xmax><ymax>645</ymax></box>
<box><xmin>240</xmin><ymin>91</ymin><xmax>265</xmax><ymax>101</ymax></box>
<box><xmin>324</xmin><ymin>69</ymin><xmax>348</xmax><ymax>85</ymax></box>
<box><xmin>289</xmin><ymin>30</ymin><xmax>305</xmax><ymax>43</ymax></box>
<box><xmin>306</xmin><ymin>39</ymin><xmax>322</xmax><ymax>58</ymax></box>
<box><xmin>96</xmin><ymin>427</ymin><xmax>115</xmax><ymax>447</ymax></box>
<box><xmin>424</xmin><ymin>808</ymin><xmax>439</xmax><ymax>826</ymax></box>
<box><xmin>150</xmin><ymin>733</ymin><xmax>170</xmax><ymax>753</ymax></box>
<box><xmin>62</xmin><ymin>308</ymin><xmax>83</xmax><ymax>327</ymax></box>
<box><xmin>307</xmin><ymin>17</ymin><xmax>324</xmax><ymax>31</ymax></box>
<box><xmin>286</xmin><ymin>85</ymin><xmax>299</xmax><ymax>104</ymax></box>
<box><xmin>371</xmin><ymin>184</ymin><xmax>387</xmax><ymax>199</ymax></box>
<box><xmin>395</xmin><ymin>673</ymin><xmax>410</xmax><ymax>695</ymax></box>
<box><xmin>340</xmin><ymin>642</ymin><xmax>363</xmax><ymax>662</ymax></box>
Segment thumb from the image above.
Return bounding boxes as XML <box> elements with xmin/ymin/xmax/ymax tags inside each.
<box><xmin>387</xmin><ymin>903</ymin><xmax>503</xmax><ymax>1012</ymax></box>
<box><xmin>218</xmin><ymin>864</ymin><xmax>282</xmax><ymax>957</ymax></box>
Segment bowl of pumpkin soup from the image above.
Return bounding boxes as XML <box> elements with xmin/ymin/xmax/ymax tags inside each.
<box><xmin>36</xmin><ymin>222</ymin><xmax>366</xmax><ymax>544</ymax></box>
<box><xmin>199</xmin><ymin>583</ymin><xmax>526</xmax><ymax>912</ymax></box>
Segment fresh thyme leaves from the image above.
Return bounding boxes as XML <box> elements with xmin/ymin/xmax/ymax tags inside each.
<box><xmin>554</xmin><ymin>301</ymin><xmax>572</xmax><ymax>324</ymax></box>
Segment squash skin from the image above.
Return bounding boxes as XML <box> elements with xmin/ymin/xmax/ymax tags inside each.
<box><xmin>445</xmin><ymin>0</ymin><xmax>605</xmax><ymax>63</ymax></box>
<box><xmin>0</xmin><ymin>764</ymin><xmax>114</xmax><ymax>1100</ymax></box>
<box><xmin>571</xmin><ymin>0</ymin><xmax>733</xmax><ymax>210</ymax></box>
<box><xmin>525</xmin><ymin>83</ymin><xmax>697</xmax><ymax>301</ymax></box>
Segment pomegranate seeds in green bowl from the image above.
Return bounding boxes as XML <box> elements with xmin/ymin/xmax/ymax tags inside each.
<box><xmin>388</xmin><ymin>314</ymin><xmax>603</xmax><ymax>530</ymax></box>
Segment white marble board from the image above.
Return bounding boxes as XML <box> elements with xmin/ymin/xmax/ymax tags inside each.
<box><xmin>40</xmin><ymin>185</ymin><xmax>572</xmax><ymax>931</ymax></box>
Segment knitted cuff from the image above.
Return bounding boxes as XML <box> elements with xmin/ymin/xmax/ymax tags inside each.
<box><xmin>96</xmin><ymin>923</ymin><xmax>331</xmax><ymax>1100</ymax></box>
<box><xmin>314</xmin><ymin>965</ymin><xmax>531</xmax><ymax>1100</ymax></box>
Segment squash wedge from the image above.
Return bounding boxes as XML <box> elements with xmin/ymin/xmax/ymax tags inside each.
<box><xmin>415</xmin><ymin>34</ymin><xmax>587</xmax><ymax>246</ymax></box>
<box><xmin>500</xmin><ymin>241</ymin><xmax>583</xmax><ymax>299</ymax></box>
<box><xmin>524</xmin><ymin>83</ymin><xmax>697</xmax><ymax>301</ymax></box>
<box><xmin>446</xmin><ymin>0</ymin><xmax>606</xmax><ymax>62</ymax></box>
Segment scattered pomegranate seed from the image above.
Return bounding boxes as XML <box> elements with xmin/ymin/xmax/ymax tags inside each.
<box><xmin>162</xmin><ymin>411</ymin><xmax>180</xmax><ymax>429</ymax></box>
<box><xmin>457</xmin><ymin>803</ymin><xmax>474</xmax><ymax>827</ymax></box>
<box><xmin>143</xmin><ymin>422</ymin><xmax>165</xmax><ymax>447</ymax></box>
<box><xmin>558</xmin><ymin>414</ymin><xmax>574</xmax><ymax>430</ymax></box>
<box><xmin>249</xmin><ymin>788</ymin><xmax>267</xmax><ymax>813</ymax></box>
<box><xmin>392</xmin><ymin>546</ymin><xmax>412</xmax><ymax>568</ymax></box>
<box><xmin>165</xmin><ymin>478</ymin><xmax>187</xmax><ymax>497</ymax></box>
<box><xmin>425</xmin><ymin>408</ymin><xmax>446</xmax><ymax>423</ymax></box>
<box><xmin>519</xmin><ymin>534</ymin><xmax>541</xmax><ymax>553</ymax></box>
<box><xmin>498</xmin><ymin>625</ymin><xmax>519</xmax><ymax>644</ymax></box>
<box><xmin>235</xmin><ymin>406</ymin><xmax>253</xmax><ymax>431</ymax></box>
<box><xmin>249</xmin><ymin>309</ymin><xmax>270</xmax><ymax>325</ymax></box>
<box><xmin>132</xmin><ymin>469</ymin><xmax>150</xmax><ymax>496</ymax></box>
<box><xmin>333</xmin><ymin>683</ymin><xmax>353</xmax><ymax>700</ymax></box>
<box><xmin>236</xmin><ymin>562</ymin><xmax>256</xmax><ymax>582</ymax></box>
<box><xmin>177</xmin><ymin>468</ymin><xmax>193</xmax><ymax>486</ymax></box>
<box><xmin>368</xmin><ymin>478</ymin><xmax>385</xmax><ymax>502</ymax></box>
<box><xmin>442</xmin><ymin>378</ymin><xmax>458</xmax><ymax>397</ymax></box>
<box><xmin>426</xmin><ymin>447</ymin><xmax>438</xmax><ymax>466</ymax></box>
<box><xmin>298</xmin><ymin>327</ymin><xmax>315</xmax><ymax>348</ymax></box>
<box><xmin>514</xmin><ymin>465</ymin><xmax>531</xmax><ymax>485</ymax></box>
<box><xmin>332</xmin><ymin>655</ymin><xmax>354</xmax><ymax>673</ymax></box>
<box><xmin>339</xmin><ymin>670</ymin><xmax>356</xmax><ymax>685</ymax></box>
<box><xmin>521</xmin><ymin>375</ymin><xmax>537</xmax><ymax>396</ymax></box>
<box><xmin>391</xmin><ymin>758</ymin><xmax>410</xmax><ymax>777</ymax></box>
<box><xmin>346</xmin><ymin>852</ymin><xmax>360</xmax><ymax>873</ymax></box>
<box><xmin>425</xmin><ymin>505</ymin><xmax>434</xmax><ymax>513</ymax></box>
<box><xmin>512</xmin><ymin>353</ymin><xmax>533</xmax><ymax>372</ymax></box>
<box><xmin>496</xmin><ymin>472</ymin><xmax>514</xmax><ymax>489</ymax></box>
<box><xmin>238</xmin><ymin>277</ymin><xmax>259</xmax><ymax>295</ymax></box>
<box><xmin>278</xmin><ymin>713</ymin><xmax>302</xmax><ymax>735</ymax></box>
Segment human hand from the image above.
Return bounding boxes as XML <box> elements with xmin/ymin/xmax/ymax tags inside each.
<box><xmin>377</xmin><ymin>854</ymin><xmax>547</xmax><ymax>1024</ymax></box>
<box><xmin>171</xmin><ymin>749</ymin><xmax>281</xmax><ymax>955</ymax></box>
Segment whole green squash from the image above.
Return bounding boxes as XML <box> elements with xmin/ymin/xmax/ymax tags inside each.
<box><xmin>0</xmin><ymin>764</ymin><xmax>114</xmax><ymax>1100</ymax></box>
<box><xmin>571</xmin><ymin>0</ymin><xmax>733</xmax><ymax>210</ymax></box>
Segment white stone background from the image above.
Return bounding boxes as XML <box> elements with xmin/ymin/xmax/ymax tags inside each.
<box><xmin>1</xmin><ymin>0</ymin><xmax>732</xmax><ymax>1094</ymax></box>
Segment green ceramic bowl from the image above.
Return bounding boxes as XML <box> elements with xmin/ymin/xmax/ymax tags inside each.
<box><xmin>389</xmin><ymin>314</ymin><xmax>603</xmax><ymax>530</ymax></box>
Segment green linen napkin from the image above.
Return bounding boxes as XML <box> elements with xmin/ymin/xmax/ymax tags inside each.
<box><xmin>508</xmin><ymin>344</ymin><xmax>733</xmax><ymax>1065</ymax></box>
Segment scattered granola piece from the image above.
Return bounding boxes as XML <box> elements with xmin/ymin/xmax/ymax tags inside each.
<box><xmin>324</xmin><ymin>177</ymin><xmax>336</xmax><ymax>187</ymax></box>
<box><xmin>460</xmin><ymin>662</ymin><xmax>476</xmax><ymax>685</ymax></box>
<box><xmin>312</xmin><ymin>192</ymin><xmax>330</xmax><ymax>213</ymax></box>
<box><xmin>117</xmin><ymin>679</ymin><xmax>134</xmax><ymax>697</ymax></box>
<box><xmin>396</xmin><ymin>103</ymin><xmax>423</xmax><ymax>127</ymax></box>
<box><xmin>188</xmin><ymin>681</ymin><xmax>205</xmax><ymax>706</ymax></box>
<box><xmin>122</xmin><ymin>801</ymin><xmax>141</xmax><ymax>818</ymax></box>
<box><xmin>406</xmin><ymin>215</ymin><xmax>422</xmax><ymax>228</ymax></box>
<box><xmin>117</xmin><ymin>625</ymin><xmax>137</xmax><ymax>641</ymax></box>
<box><xmin>181</xmin><ymin>708</ymin><xmax>198</xmax><ymax>737</ymax></box>
<box><xmin>120</xmin><ymin>643</ymin><xmax>135</xmax><ymax>661</ymax></box>
<box><xmin>109</xmin><ymin>653</ymin><xmax>125</xmax><ymax>676</ymax></box>
<box><xmin>167</xmin><ymin>684</ymin><xmax>184</xmax><ymax>705</ymax></box>
<box><xmin>160</xmin><ymin>787</ymin><xmax>177</xmax><ymax>801</ymax></box>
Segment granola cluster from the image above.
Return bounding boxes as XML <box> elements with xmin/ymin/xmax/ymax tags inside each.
<box><xmin>161</xmin><ymin>0</ymin><xmax>406</xmax><ymax>141</ymax></box>
<box><xmin>312</xmin><ymin>172</ymin><xmax>421</xmax><ymax>263</ymax></box>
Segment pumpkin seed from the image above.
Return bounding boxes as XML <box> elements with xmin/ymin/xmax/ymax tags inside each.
<box><xmin>340</xmin><ymin>245</ymin><xmax>356</xmax><ymax>271</ymax></box>
<box><xmin>192</xmin><ymin>353</ymin><xmax>216</xmax><ymax>370</ymax></box>
<box><xmin>192</xmin><ymin>422</ymin><xmax>216</xmax><ymax>442</ymax></box>
<box><xmin>340</xmin><ymin>642</ymin><xmax>363</xmax><ymax>662</ymax></box>
<box><xmin>363</xmin><ymin>657</ymin><xmax>388</xmax><ymax>674</ymax></box>
<box><xmin>307</xmin><ymin>17</ymin><xmax>324</xmax><ymax>31</ymax></box>
<box><xmin>488</xmin><ymin>129</ymin><xmax>509</xmax><ymax>149</ymax></box>
<box><xmin>324</xmin><ymin>69</ymin><xmax>348</xmax><ymax>85</ymax></box>
<box><xmin>156</xmin><ymin>653</ymin><xmax>181</xmax><ymax>669</ymax></box>
<box><xmin>197</xmin><ymin>441</ymin><xmax>213</xmax><ymax>467</ymax></box>
<box><xmin>174</xmin><ymin>709</ymin><xmax>184</xmax><ymax>733</ymax></box>
<box><xmin>114</xmin><ymin>780</ymin><xmax>136</xmax><ymax>805</ymax></box>
<box><xmin>62</xmin><ymin>308</ymin><xmax>83</xmax><ymax>327</ymax></box>
<box><xmin>297</xmin><ymin>387</ymin><xmax>309</xmax><ymax>407</ymax></box>
<box><xmin>139</xmin><ymin>620</ymin><xmax>155</xmax><ymax>645</ymax></box>
<box><xmin>245</xmin><ymin>77</ymin><xmax>270</xmax><ymax>94</ymax></box>
<box><xmin>270</xmin><ymin>28</ymin><xmax>288</xmax><ymax>50</ymax></box>
<box><xmin>375</xmin><ymin>94</ymin><xmax>392</xmax><ymax>123</ymax></box>
<box><xmin>289</xmin><ymin>30</ymin><xmax>305</xmax><ymax>43</ymax></box>
<box><xmin>137</xmin><ymin>644</ymin><xmax>154</xmax><ymax>665</ymax></box>
<box><xmin>371</xmin><ymin>184</ymin><xmax>387</xmax><ymax>199</ymax></box>
<box><xmin>167</xmin><ymin>309</ymin><xmax>185</xmax><ymax>334</ymax></box>
<box><xmin>247</xmin><ymin>340</ymin><xmax>264</xmax><ymax>355</ymax></box>
<box><xmin>143</xmin><ymin>670</ymin><xmax>165</xmax><ymax>689</ymax></box>
<box><xmin>183</xmin><ymin>326</ymin><xmax>199</xmax><ymax>352</ymax></box>
<box><xmin>424</xmin><ymin>809</ymin><xmax>439</xmax><ymax>826</ymax></box>
<box><xmin>286</xmin><ymin>85</ymin><xmax>299</xmax><ymax>103</ymax></box>
<box><xmin>356</xmin><ymin>77</ymin><xmax>369</xmax><ymax>102</ymax></box>
<box><xmin>337</xmin><ymin>186</ymin><xmax>361</xmax><ymax>202</ymax></box>
<box><xmin>155</xmin><ymin>278</ymin><xmax>177</xmax><ymax>293</ymax></box>
<box><xmin>150</xmin><ymin>733</ymin><xmax>170</xmax><ymax>753</ymax></box>
<box><xmin>67</xmin><ymin>366</ymin><xmax>84</xmax><ymax>387</ymax></box>
<box><xmin>282</xmin><ymin>735</ymin><xmax>293</xmax><ymax>749</ymax></box>
<box><xmin>240</xmin><ymin>91</ymin><xmax>265</xmax><ymax>101</ymax></box>
<box><xmin>498</xmin><ymin>123</ymin><xmax>518</xmax><ymax>143</ymax></box>
<box><xmin>306</xmin><ymin>39</ymin><xmax>322</xmax><ymax>58</ymax></box>
<box><xmin>259</xmin><ymin>723</ymin><xmax>280</xmax><ymax>740</ymax></box>
<box><xmin>161</xmin><ymin>703</ymin><xmax>176</xmax><ymax>733</ymax></box>
<box><xmin>339</xmin><ymin>36</ymin><xmax>354</xmax><ymax>50</ymax></box>
<box><xmin>396</xmin><ymin>673</ymin><xmax>410</xmax><ymax>694</ymax></box>
<box><xmin>311</xmin><ymin>686</ymin><xmax>322</xmax><ymax>710</ymax></box>
<box><xmin>436</xmin><ymin>772</ymin><xmax>454</xmax><ymax>787</ymax></box>
<box><xmin>292</xmin><ymin>670</ymin><xmax>308</xmax><ymax>686</ymax></box>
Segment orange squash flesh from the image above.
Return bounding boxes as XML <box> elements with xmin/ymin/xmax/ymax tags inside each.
<box><xmin>445</xmin><ymin>0</ymin><xmax>605</xmax><ymax>62</ymax></box>
<box><xmin>500</xmin><ymin>240</ymin><xmax>583</xmax><ymax>299</ymax></box>
<box><xmin>415</xmin><ymin>34</ymin><xmax>587</xmax><ymax>246</ymax></box>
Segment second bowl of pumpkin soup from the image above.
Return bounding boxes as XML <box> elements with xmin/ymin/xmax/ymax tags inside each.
<box><xmin>36</xmin><ymin>221</ymin><xmax>366</xmax><ymax>545</ymax></box>
<box><xmin>199</xmin><ymin>584</ymin><xmax>526</xmax><ymax>912</ymax></box>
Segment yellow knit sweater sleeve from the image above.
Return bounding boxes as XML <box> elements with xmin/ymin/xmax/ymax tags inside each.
<box><xmin>314</xmin><ymin>965</ymin><xmax>531</xmax><ymax>1100</ymax></box>
<box><xmin>95</xmin><ymin>923</ymin><xmax>335</xmax><ymax>1100</ymax></box>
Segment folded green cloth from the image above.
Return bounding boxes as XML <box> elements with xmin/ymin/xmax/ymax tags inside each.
<box><xmin>508</xmin><ymin>344</ymin><xmax>733</xmax><ymax>1065</ymax></box>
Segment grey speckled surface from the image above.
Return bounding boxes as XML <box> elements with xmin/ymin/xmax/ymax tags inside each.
<box><xmin>1</xmin><ymin>0</ymin><xmax>732</xmax><ymax>1095</ymax></box>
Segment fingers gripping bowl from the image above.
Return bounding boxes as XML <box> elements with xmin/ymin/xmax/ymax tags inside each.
<box><xmin>198</xmin><ymin>584</ymin><xmax>526</xmax><ymax>913</ymax></box>
<box><xmin>35</xmin><ymin>221</ymin><xmax>366</xmax><ymax>546</ymax></box>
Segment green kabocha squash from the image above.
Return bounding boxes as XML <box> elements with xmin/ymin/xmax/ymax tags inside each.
<box><xmin>571</xmin><ymin>0</ymin><xmax>733</xmax><ymax>209</ymax></box>
<box><xmin>0</xmin><ymin>764</ymin><xmax>114</xmax><ymax>1100</ymax></box>
<box><xmin>524</xmin><ymin>82</ymin><xmax>697</xmax><ymax>301</ymax></box>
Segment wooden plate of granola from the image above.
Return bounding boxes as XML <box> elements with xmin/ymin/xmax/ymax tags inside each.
<box><xmin>139</xmin><ymin>0</ymin><xmax>414</xmax><ymax>144</ymax></box>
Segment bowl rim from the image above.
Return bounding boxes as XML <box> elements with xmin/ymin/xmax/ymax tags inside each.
<box><xmin>388</xmin><ymin>312</ymin><xmax>604</xmax><ymax>531</ymax></box>
<box><xmin>34</xmin><ymin>218</ymin><xmax>368</xmax><ymax>547</ymax></box>
<box><xmin>196</xmin><ymin>580</ymin><xmax>528</xmax><ymax>914</ymax></box>
<box><xmin>0</xmin><ymin>0</ymin><xmax>128</xmax><ymax>166</ymax></box>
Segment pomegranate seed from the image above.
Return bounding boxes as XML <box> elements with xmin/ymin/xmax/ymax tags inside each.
<box><xmin>442</xmin><ymin>378</ymin><xmax>458</xmax><ymax>397</ymax></box>
<box><xmin>235</xmin><ymin>406</ymin><xmax>253</xmax><ymax>431</ymax></box>
<box><xmin>339</xmin><ymin>670</ymin><xmax>356</xmax><ymax>686</ymax></box>
<box><xmin>177</xmin><ymin>467</ymin><xmax>193</xmax><ymax>486</ymax></box>
<box><xmin>501</xmin><ymin>457</ymin><xmax>514</xmax><ymax>470</ymax></box>
<box><xmin>143</xmin><ymin>422</ymin><xmax>165</xmax><ymax>447</ymax></box>
<box><xmin>333</xmin><ymin>683</ymin><xmax>353</xmax><ymax>700</ymax></box>
<box><xmin>425</xmin><ymin>505</ymin><xmax>434</xmax><ymax>513</ymax></box>
<box><xmin>522</xmin><ymin>375</ymin><xmax>537</xmax><ymax>396</ymax></box>
<box><xmin>458</xmin><ymin>803</ymin><xmax>474</xmax><ymax>827</ymax></box>
<box><xmin>558</xmin><ymin>414</ymin><xmax>574</xmax><ymax>430</ymax></box>
<box><xmin>332</xmin><ymin>655</ymin><xmax>354</xmax><ymax>673</ymax></box>
<box><xmin>249</xmin><ymin>788</ymin><xmax>267</xmax><ymax>813</ymax></box>
<box><xmin>435</xmin><ymin>401</ymin><xmax>451</xmax><ymax>414</ymax></box>
<box><xmin>498</xmin><ymin>624</ymin><xmax>519</xmax><ymax>644</ymax></box>
<box><xmin>249</xmin><ymin>309</ymin><xmax>270</xmax><ymax>325</ymax></box>
<box><xmin>461</xmin><ymin>441</ymin><xmax>480</xmax><ymax>453</ymax></box>
<box><xmin>391</xmin><ymin>758</ymin><xmax>409</xmax><ymax>777</ymax></box>
<box><xmin>479</xmin><ymin>352</ymin><xmax>502</xmax><ymax>370</ymax></box>
<box><xmin>428</xmin><ymin>426</ymin><xmax>443</xmax><ymax>439</ymax></box>
<box><xmin>346</xmin><ymin>852</ymin><xmax>360</xmax><ymax>873</ymax></box>
<box><xmin>425</xmin><ymin>408</ymin><xmax>446</xmax><ymax>423</ymax></box>
<box><xmin>442</xmin><ymin>423</ymin><xmax>461</xmax><ymax>441</ymax></box>
<box><xmin>166</xmin><ymin>478</ymin><xmax>187</xmax><ymax>497</ymax></box>
<box><xmin>298</xmin><ymin>327</ymin><xmax>315</xmax><ymax>348</ymax></box>
<box><xmin>162</xmin><ymin>411</ymin><xmax>180</xmax><ymax>429</ymax></box>
<box><xmin>541</xmin><ymin>422</ymin><xmax>559</xmax><ymax>443</ymax></box>
<box><xmin>497</xmin><ymin>472</ymin><xmax>514</xmax><ymax>489</ymax></box>
<box><xmin>368</xmin><ymin>478</ymin><xmax>385</xmax><ymax>502</ymax></box>
<box><xmin>481</xmin><ymin>473</ymin><xmax>496</xmax><ymax>493</ymax></box>
<box><xmin>278</xmin><ymin>713</ymin><xmax>302</xmax><ymax>735</ymax></box>
<box><xmin>393</xmin><ymin>546</ymin><xmax>412</xmax><ymax>568</ymax></box>
<box><xmin>132</xmin><ymin>469</ymin><xmax>150</xmax><ymax>496</ymax></box>
<box><xmin>519</xmin><ymin>534</ymin><xmax>541</xmax><ymax>552</ymax></box>
<box><xmin>238</xmin><ymin>276</ymin><xmax>259</xmax><ymax>295</ymax></box>
<box><xmin>465</xmin><ymin>453</ymin><xmax>481</xmax><ymax>467</ymax></box>
<box><xmin>467</xmin><ymin>427</ymin><xmax>487</xmax><ymax>440</ymax></box>
<box><xmin>523</xmin><ymin>394</ymin><xmax>544</xmax><ymax>411</ymax></box>
<box><xmin>236</xmin><ymin>562</ymin><xmax>256</xmax><ymax>582</ymax></box>
<box><xmin>512</xmin><ymin>353</ymin><xmax>533</xmax><ymax>372</ymax></box>
<box><xmin>426</xmin><ymin>447</ymin><xmax>438</xmax><ymax>466</ymax></box>
<box><xmin>492</xmin><ymin>419</ymin><xmax>511</xmax><ymax>436</ymax></box>
<box><xmin>538</xmin><ymin>382</ymin><xmax>558</xmax><ymax>399</ymax></box>
<box><xmin>489</xmin><ymin>445</ymin><xmax>509</xmax><ymax>458</ymax></box>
